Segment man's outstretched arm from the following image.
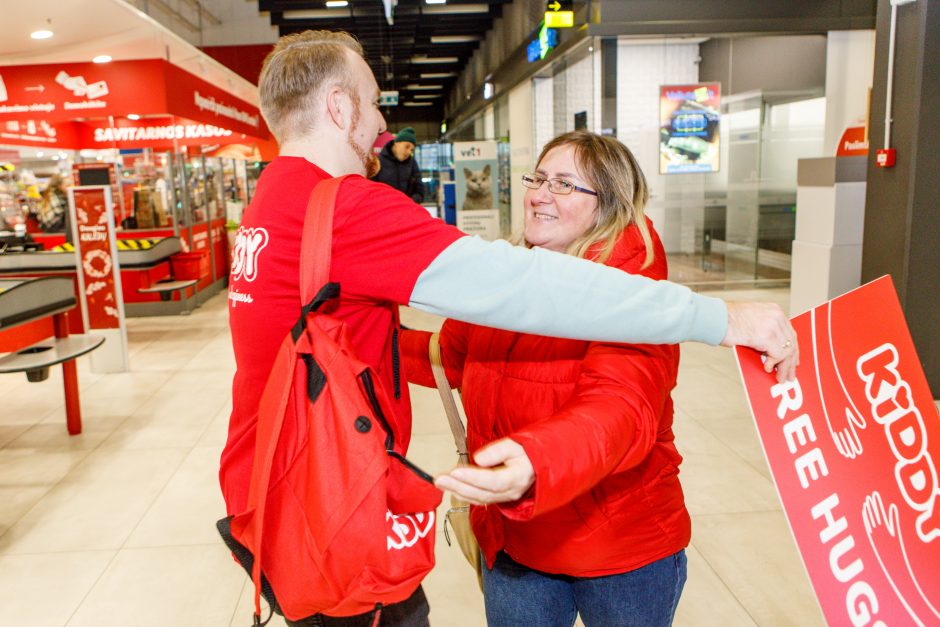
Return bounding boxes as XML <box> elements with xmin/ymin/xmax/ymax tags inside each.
<box><xmin>409</xmin><ymin>237</ymin><xmax>797</xmax><ymax>381</ymax></box>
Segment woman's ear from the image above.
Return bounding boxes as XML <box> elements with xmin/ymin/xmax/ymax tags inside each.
<box><xmin>325</xmin><ymin>87</ymin><xmax>350</xmax><ymax>131</ymax></box>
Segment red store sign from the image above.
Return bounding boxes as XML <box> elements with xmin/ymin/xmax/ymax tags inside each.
<box><xmin>70</xmin><ymin>186</ymin><xmax>123</xmax><ymax>331</ymax></box>
<box><xmin>0</xmin><ymin>60</ymin><xmax>267</xmax><ymax>139</ymax></box>
<box><xmin>737</xmin><ymin>275</ymin><xmax>940</xmax><ymax>626</ymax></box>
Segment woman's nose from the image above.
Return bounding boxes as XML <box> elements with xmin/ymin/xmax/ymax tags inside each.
<box><xmin>530</xmin><ymin>182</ymin><xmax>553</xmax><ymax>203</ymax></box>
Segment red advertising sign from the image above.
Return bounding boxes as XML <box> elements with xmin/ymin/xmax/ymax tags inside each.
<box><xmin>70</xmin><ymin>187</ymin><xmax>122</xmax><ymax>330</ymax></box>
<box><xmin>0</xmin><ymin>60</ymin><xmax>267</xmax><ymax>139</ymax></box>
<box><xmin>736</xmin><ymin>275</ymin><xmax>940</xmax><ymax>626</ymax></box>
<box><xmin>837</xmin><ymin>125</ymin><xmax>870</xmax><ymax>157</ymax></box>
<box><xmin>77</xmin><ymin>117</ymin><xmax>240</xmax><ymax>149</ymax></box>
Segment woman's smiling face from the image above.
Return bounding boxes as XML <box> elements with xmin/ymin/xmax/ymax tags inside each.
<box><xmin>523</xmin><ymin>144</ymin><xmax>599</xmax><ymax>253</ymax></box>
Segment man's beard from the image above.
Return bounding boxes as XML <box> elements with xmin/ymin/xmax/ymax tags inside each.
<box><xmin>346</xmin><ymin>95</ymin><xmax>380</xmax><ymax>178</ymax></box>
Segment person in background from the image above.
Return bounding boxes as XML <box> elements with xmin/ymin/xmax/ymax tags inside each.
<box><xmin>402</xmin><ymin>131</ymin><xmax>694</xmax><ymax>626</ymax></box>
<box><xmin>221</xmin><ymin>29</ymin><xmax>798</xmax><ymax>627</ymax></box>
<box><xmin>372</xmin><ymin>126</ymin><xmax>425</xmax><ymax>203</ymax></box>
<box><xmin>37</xmin><ymin>173</ymin><xmax>71</xmax><ymax>241</ymax></box>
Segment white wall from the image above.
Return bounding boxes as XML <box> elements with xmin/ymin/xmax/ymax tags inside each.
<box><xmin>616</xmin><ymin>41</ymin><xmax>700</xmax><ymax>253</ymax></box>
<box><xmin>533</xmin><ymin>77</ymin><xmax>554</xmax><ymax>159</ymax></box>
<box><xmin>824</xmin><ymin>31</ymin><xmax>876</xmax><ymax>156</ymax></box>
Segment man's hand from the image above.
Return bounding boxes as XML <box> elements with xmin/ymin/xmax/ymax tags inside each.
<box><xmin>722</xmin><ymin>301</ymin><xmax>799</xmax><ymax>382</ymax></box>
<box><xmin>434</xmin><ymin>438</ymin><xmax>535</xmax><ymax>505</ymax></box>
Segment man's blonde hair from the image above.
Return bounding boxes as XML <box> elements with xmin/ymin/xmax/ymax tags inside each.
<box><xmin>532</xmin><ymin>131</ymin><xmax>654</xmax><ymax>268</ymax></box>
<box><xmin>259</xmin><ymin>30</ymin><xmax>364</xmax><ymax>143</ymax></box>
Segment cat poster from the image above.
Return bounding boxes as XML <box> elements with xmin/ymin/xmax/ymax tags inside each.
<box><xmin>454</xmin><ymin>140</ymin><xmax>500</xmax><ymax>240</ymax></box>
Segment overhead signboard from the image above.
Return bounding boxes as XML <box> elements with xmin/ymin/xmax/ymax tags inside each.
<box><xmin>379</xmin><ymin>90</ymin><xmax>399</xmax><ymax>106</ymax></box>
<box><xmin>736</xmin><ymin>275</ymin><xmax>940</xmax><ymax>627</ymax></box>
<box><xmin>545</xmin><ymin>0</ymin><xmax>574</xmax><ymax>28</ymax></box>
<box><xmin>544</xmin><ymin>11</ymin><xmax>574</xmax><ymax>28</ymax></box>
<box><xmin>0</xmin><ymin>60</ymin><xmax>268</xmax><ymax>139</ymax></box>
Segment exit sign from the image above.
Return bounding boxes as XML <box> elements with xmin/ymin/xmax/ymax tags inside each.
<box><xmin>379</xmin><ymin>90</ymin><xmax>399</xmax><ymax>106</ymax></box>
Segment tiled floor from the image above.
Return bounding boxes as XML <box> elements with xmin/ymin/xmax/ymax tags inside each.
<box><xmin>0</xmin><ymin>288</ymin><xmax>827</xmax><ymax>626</ymax></box>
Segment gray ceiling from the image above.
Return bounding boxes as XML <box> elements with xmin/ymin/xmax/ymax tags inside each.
<box><xmin>258</xmin><ymin>0</ymin><xmax>514</xmax><ymax>122</ymax></box>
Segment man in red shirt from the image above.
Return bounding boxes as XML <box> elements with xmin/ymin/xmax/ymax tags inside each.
<box><xmin>222</xmin><ymin>30</ymin><xmax>798</xmax><ymax>627</ymax></box>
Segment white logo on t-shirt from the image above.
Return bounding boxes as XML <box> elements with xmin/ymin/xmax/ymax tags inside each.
<box><xmin>230</xmin><ymin>226</ymin><xmax>269</xmax><ymax>282</ymax></box>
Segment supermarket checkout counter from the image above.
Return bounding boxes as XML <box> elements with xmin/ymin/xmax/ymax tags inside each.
<box><xmin>0</xmin><ymin>236</ymin><xmax>200</xmax><ymax>321</ymax></box>
<box><xmin>0</xmin><ymin>235</ymin><xmax>182</xmax><ymax>272</ymax></box>
<box><xmin>0</xmin><ymin>277</ymin><xmax>103</xmax><ymax>435</ymax></box>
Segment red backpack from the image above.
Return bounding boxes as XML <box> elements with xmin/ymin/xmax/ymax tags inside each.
<box><xmin>218</xmin><ymin>176</ymin><xmax>442</xmax><ymax>624</ymax></box>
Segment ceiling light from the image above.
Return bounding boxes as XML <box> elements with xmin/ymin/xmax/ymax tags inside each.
<box><xmin>425</xmin><ymin>0</ymin><xmax>447</xmax><ymax>4</ymax></box>
<box><xmin>414</xmin><ymin>94</ymin><xmax>441</xmax><ymax>99</ymax></box>
<box><xmin>325</xmin><ymin>0</ymin><xmax>348</xmax><ymax>6</ymax></box>
<box><xmin>411</xmin><ymin>56</ymin><xmax>459</xmax><ymax>64</ymax></box>
<box><xmin>420</xmin><ymin>72</ymin><xmax>457</xmax><ymax>78</ymax></box>
<box><xmin>127</xmin><ymin>114</ymin><xmax>141</xmax><ymax>120</ymax></box>
<box><xmin>430</xmin><ymin>35</ymin><xmax>481</xmax><ymax>43</ymax></box>
<box><xmin>30</xmin><ymin>29</ymin><xmax>54</xmax><ymax>40</ymax></box>
<box><xmin>93</xmin><ymin>55</ymin><xmax>112</xmax><ymax>64</ymax></box>
<box><xmin>423</xmin><ymin>3</ymin><xmax>488</xmax><ymax>14</ymax></box>
<box><xmin>404</xmin><ymin>102</ymin><xmax>434</xmax><ymax>107</ymax></box>
<box><xmin>404</xmin><ymin>84</ymin><xmax>443</xmax><ymax>90</ymax></box>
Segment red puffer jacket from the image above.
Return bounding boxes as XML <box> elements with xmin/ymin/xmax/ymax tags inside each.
<box><xmin>402</xmin><ymin>220</ymin><xmax>688</xmax><ymax>577</ymax></box>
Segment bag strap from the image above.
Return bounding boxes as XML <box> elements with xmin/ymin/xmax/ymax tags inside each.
<box><xmin>429</xmin><ymin>332</ymin><xmax>469</xmax><ymax>464</ymax></box>
<box><xmin>249</xmin><ymin>175</ymin><xmax>351</xmax><ymax>623</ymax></box>
<box><xmin>249</xmin><ymin>336</ymin><xmax>295</xmax><ymax>623</ymax></box>
<box><xmin>299</xmin><ymin>175</ymin><xmax>352</xmax><ymax>306</ymax></box>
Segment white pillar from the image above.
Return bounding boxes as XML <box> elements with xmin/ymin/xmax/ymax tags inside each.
<box><xmin>508</xmin><ymin>80</ymin><xmax>534</xmax><ymax>237</ymax></box>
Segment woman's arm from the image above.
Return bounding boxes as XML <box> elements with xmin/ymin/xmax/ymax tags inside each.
<box><xmin>436</xmin><ymin>341</ymin><xmax>678</xmax><ymax>514</ymax></box>
<box><xmin>400</xmin><ymin>319</ymin><xmax>470</xmax><ymax>388</ymax></box>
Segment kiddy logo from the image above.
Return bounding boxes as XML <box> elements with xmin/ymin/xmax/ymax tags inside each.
<box><xmin>230</xmin><ymin>226</ymin><xmax>268</xmax><ymax>282</ymax></box>
<box><xmin>386</xmin><ymin>511</ymin><xmax>435</xmax><ymax>550</ymax></box>
<box><xmin>459</xmin><ymin>147</ymin><xmax>482</xmax><ymax>158</ymax></box>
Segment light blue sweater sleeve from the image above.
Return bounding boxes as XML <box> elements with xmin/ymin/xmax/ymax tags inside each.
<box><xmin>408</xmin><ymin>236</ymin><xmax>728</xmax><ymax>345</ymax></box>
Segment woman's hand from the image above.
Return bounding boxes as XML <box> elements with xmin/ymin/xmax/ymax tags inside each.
<box><xmin>434</xmin><ymin>438</ymin><xmax>535</xmax><ymax>505</ymax></box>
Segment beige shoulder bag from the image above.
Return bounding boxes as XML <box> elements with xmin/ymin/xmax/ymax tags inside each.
<box><xmin>429</xmin><ymin>332</ymin><xmax>484</xmax><ymax>589</ymax></box>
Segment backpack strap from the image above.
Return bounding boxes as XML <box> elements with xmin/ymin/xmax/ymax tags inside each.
<box><xmin>299</xmin><ymin>175</ymin><xmax>353</xmax><ymax>308</ymax></box>
<box><xmin>249</xmin><ymin>174</ymin><xmax>353</xmax><ymax>622</ymax></box>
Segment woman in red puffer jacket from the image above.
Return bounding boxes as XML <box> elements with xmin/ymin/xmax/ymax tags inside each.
<box><xmin>402</xmin><ymin>131</ymin><xmax>688</xmax><ymax>626</ymax></box>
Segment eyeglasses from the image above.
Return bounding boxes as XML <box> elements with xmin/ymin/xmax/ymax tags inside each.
<box><xmin>520</xmin><ymin>173</ymin><xmax>597</xmax><ymax>196</ymax></box>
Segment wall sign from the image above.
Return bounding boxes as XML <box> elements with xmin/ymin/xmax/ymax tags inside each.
<box><xmin>736</xmin><ymin>275</ymin><xmax>940</xmax><ymax>626</ymax></box>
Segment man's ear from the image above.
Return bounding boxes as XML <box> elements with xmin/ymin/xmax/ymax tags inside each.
<box><xmin>325</xmin><ymin>86</ymin><xmax>350</xmax><ymax>131</ymax></box>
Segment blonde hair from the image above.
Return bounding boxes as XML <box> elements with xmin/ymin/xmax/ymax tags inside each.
<box><xmin>530</xmin><ymin>131</ymin><xmax>653</xmax><ymax>268</ymax></box>
<box><xmin>258</xmin><ymin>30</ymin><xmax>364</xmax><ymax>144</ymax></box>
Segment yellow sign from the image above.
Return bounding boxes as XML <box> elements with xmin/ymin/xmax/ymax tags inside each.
<box><xmin>544</xmin><ymin>10</ymin><xmax>574</xmax><ymax>28</ymax></box>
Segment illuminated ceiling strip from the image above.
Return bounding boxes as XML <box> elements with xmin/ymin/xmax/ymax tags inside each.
<box><xmin>423</xmin><ymin>4</ymin><xmax>488</xmax><ymax>14</ymax></box>
<box><xmin>411</xmin><ymin>57</ymin><xmax>459</xmax><ymax>64</ymax></box>
<box><xmin>429</xmin><ymin>35</ymin><xmax>481</xmax><ymax>43</ymax></box>
<box><xmin>283</xmin><ymin>9</ymin><xmax>349</xmax><ymax>19</ymax></box>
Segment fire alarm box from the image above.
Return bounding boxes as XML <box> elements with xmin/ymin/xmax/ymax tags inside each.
<box><xmin>876</xmin><ymin>148</ymin><xmax>896</xmax><ymax>168</ymax></box>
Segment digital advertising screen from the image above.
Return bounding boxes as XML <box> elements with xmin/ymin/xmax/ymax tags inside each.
<box><xmin>659</xmin><ymin>83</ymin><xmax>721</xmax><ymax>174</ymax></box>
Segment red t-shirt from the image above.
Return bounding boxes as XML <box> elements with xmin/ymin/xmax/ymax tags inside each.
<box><xmin>221</xmin><ymin>157</ymin><xmax>462</xmax><ymax>515</ymax></box>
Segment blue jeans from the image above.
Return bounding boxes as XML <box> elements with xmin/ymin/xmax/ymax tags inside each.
<box><xmin>481</xmin><ymin>550</ymin><xmax>687</xmax><ymax>627</ymax></box>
